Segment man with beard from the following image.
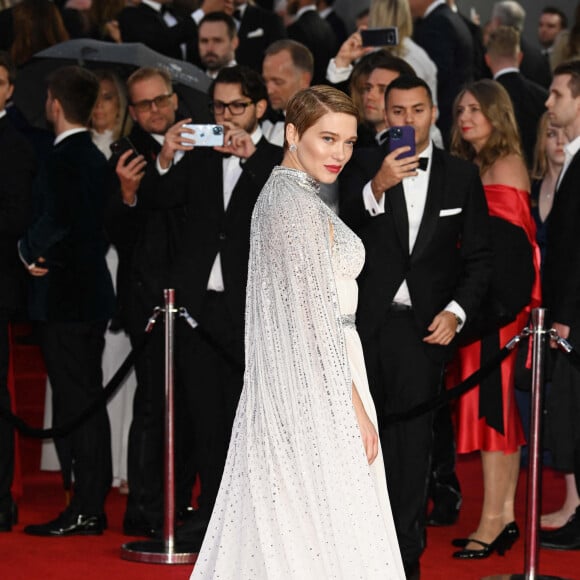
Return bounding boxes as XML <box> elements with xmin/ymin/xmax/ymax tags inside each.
<box><xmin>137</xmin><ymin>65</ymin><xmax>282</xmax><ymax>538</ymax></box>
<box><xmin>198</xmin><ymin>12</ymin><xmax>239</xmax><ymax>79</ymax></box>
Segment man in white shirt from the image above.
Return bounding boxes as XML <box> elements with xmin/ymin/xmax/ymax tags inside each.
<box><xmin>138</xmin><ymin>65</ymin><xmax>282</xmax><ymax>540</ymax></box>
<box><xmin>340</xmin><ymin>75</ymin><xmax>491</xmax><ymax>578</ymax></box>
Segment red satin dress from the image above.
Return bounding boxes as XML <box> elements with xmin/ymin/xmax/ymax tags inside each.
<box><xmin>455</xmin><ymin>185</ymin><xmax>542</xmax><ymax>454</ymax></box>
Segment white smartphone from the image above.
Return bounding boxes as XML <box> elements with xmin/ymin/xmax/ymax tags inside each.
<box><xmin>182</xmin><ymin>124</ymin><xmax>225</xmax><ymax>147</ymax></box>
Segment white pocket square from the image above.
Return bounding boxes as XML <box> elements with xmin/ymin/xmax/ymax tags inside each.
<box><xmin>247</xmin><ymin>28</ymin><xmax>264</xmax><ymax>38</ymax></box>
<box><xmin>439</xmin><ymin>208</ymin><xmax>462</xmax><ymax>217</ymax></box>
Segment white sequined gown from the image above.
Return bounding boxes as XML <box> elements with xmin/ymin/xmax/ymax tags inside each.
<box><xmin>191</xmin><ymin>166</ymin><xmax>404</xmax><ymax>579</ymax></box>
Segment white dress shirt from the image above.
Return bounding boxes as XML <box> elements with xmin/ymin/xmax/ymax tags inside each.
<box><xmin>362</xmin><ymin>141</ymin><xmax>466</xmax><ymax>327</ymax></box>
<box><xmin>206</xmin><ymin>126</ymin><xmax>263</xmax><ymax>291</ymax></box>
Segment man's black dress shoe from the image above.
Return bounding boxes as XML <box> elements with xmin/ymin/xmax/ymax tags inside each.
<box><xmin>452</xmin><ymin>522</ymin><xmax>520</xmax><ymax>559</ymax></box>
<box><xmin>0</xmin><ymin>501</ymin><xmax>18</xmax><ymax>532</ymax></box>
<box><xmin>122</xmin><ymin>516</ymin><xmax>160</xmax><ymax>538</ymax></box>
<box><xmin>24</xmin><ymin>511</ymin><xmax>107</xmax><ymax>536</ymax></box>
<box><xmin>540</xmin><ymin>507</ymin><xmax>580</xmax><ymax>550</ymax></box>
<box><xmin>427</xmin><ymin>489</ymin><xmax>461</xmax><ymax>526</ymax></box>
<box><xmin>452</xmin><ymin>521</ymin><xmax>519</xmax><ymax>548</ymax></box>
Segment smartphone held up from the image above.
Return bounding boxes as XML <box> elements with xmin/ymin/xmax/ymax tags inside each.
<box><xmin>387</xmin><ymin>126</ymin><xmax>416</xmax><ymax>159</ymax></box>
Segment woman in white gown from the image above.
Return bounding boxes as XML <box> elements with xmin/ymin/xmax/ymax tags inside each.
<box><xmin>191</xmin><ymin>86</ymin><xmax>404</xmax><ymax>579</ymax></box>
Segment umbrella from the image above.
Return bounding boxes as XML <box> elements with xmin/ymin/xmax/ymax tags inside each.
<box><xmin>12</xmin><ymin>39</ymin><xmax>212</xmax><ymax>128</ymax></box>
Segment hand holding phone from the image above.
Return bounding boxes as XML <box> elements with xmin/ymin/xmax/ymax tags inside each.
<box><xmin>387</xmin><ymin>126</ymin><xmax>416</xmax><ymax>159</ymax></box>
<box><xmin>110</xmin><ymin>136</ymin><xmax>139</xmax><ymax>163</ymax></box>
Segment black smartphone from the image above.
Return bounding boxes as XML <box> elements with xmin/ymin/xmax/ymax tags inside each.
<box><xmin>110</xmin><ymin>136</ymin><xmax>139</xmax><ymax>163</ymax></box>
<box><xmin>387</xmin><ymin>126</ymin><xmax>416</xmax><ymax>159</ymax></box>
<box><xmin>360</xmin><ymin>27</ymin><xmax>399</xmax><ymax>47</ymax></box>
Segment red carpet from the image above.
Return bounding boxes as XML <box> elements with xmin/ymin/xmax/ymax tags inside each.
<box><xmin>3</xmin><ymin>326</ymin><xmax>580</xmax><ymax>579</ymax></box>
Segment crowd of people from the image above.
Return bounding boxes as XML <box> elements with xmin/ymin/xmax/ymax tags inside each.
<box><xmin>1</xmin><ymin>0</ymin><xmax>579</xmax><ymax>578</ymax></box>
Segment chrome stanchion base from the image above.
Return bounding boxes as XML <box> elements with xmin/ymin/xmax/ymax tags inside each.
<box><xmin>121</xmin><ymin>539</ymin><xmax>200</xmax><ymax>564</ymax></box>
<box><xmin>482</xmin><ymin>574</ymin><xmax>572</xmax><ymax>579</ymax></box>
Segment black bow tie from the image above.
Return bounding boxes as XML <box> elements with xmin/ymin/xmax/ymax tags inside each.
<box><xmin>417</xmin><ymin>157</ymin><xmax>429</xmax><ymax>171</ymax></box>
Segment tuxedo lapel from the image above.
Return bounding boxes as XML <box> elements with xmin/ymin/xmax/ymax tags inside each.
<box><xmin>411</xmin><ymin>150</ymin><xmax>444</xmax><ymax>261</ymax></box>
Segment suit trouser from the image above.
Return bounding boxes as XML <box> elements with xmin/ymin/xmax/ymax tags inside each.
<box><xmin>0</xmin><ymin>320</ymin><xmax>14</xmax><ymax>510</ymax></box>
<box><xmin>365</xmin><ymin>310</ymin><xmax>443</xmax><ymax>565</ymax></box>
<box><xmin>39</xmin><ymin>320</ymin><xmax>111</xmax><ymax>514</ymax></box>
<box><xmin>176</xmin><ymin>290</ymin><xmax>244</xmax><ymax>520</ymax></box>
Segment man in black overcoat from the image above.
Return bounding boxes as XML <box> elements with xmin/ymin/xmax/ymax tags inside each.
<box><xmin>19</xmin><ymin>67</ymin><xmax>115</xmax><ymax>536</ymax></box>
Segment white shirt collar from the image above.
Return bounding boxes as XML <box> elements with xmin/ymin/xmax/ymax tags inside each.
<box><xmin>564</xmin><ymin>135</ymin><xmax>580</xmax><ymax>160</ymax></box>
<box><xmin>295</xmin><ymin>4</ymin><xmax>317</xmax><ymax>20</ymax></box>
<box><xmin>319</xmin><ymin>7</ymin><xmax>333</xmax><ymax>18</ymax></box>
<box><xmin>424</xmin><ymin>0</ymin><xmax>446</xmax><ymax>18</ymax></box>
<box><xmin>142</xmin><ymin>0</ymin><xmax>162</xmax><ymax>12</ymax></box>
<box><xmin>417</xmin><ymin>139</ymin><xmax>434</xmax><ymax>160</ymax></box>
<box><xmin>234</xmin><ymin>3</ymin><xmax>247</xmax><ymax>18</ymax></box>
<box><xmin>206</xmin><ymin>59</ymin><xmax>237</xmax><ymax>79</ymax></box>
<box><xmin>0</xmin><ymin>109</ymin><xmax>6</xmax><ymax>120</ymax></box>
<box><xmin>493</xmin><ymin>66</ymin><xmax>520</xmax><ymax>79</ymax></box>
<box><xmin>54</xmin><ymin>127</ymin><xmax>87</xmax><ymax>146</ymax></box>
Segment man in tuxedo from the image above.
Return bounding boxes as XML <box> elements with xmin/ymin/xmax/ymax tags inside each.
<box><xmin>408</xmin><ymin>0</ymin><xmax>474</xmax><ymax>147</ymax></box>
<box><xmin>261</xmin><ymin>39</ymin><xmax>313</xmax><ymax>146</ymax></box>
<box><xmin>490</xmin><ymin>1</ymin><xmax>552</xmax><ymax>89</ymax></box>
<box><xmin>19</xmin><ymin>66</ymin><xmax>115</xmax><ymax>536</ymax></box>
<box><xmin>485</xmin><ymin>26</ymin><xmax>547</xmax><ymax>168</ymax></box>
<box><xmin>286</xmin><ymin>0</ymin><xmax>338</xmax><ymax>84</ymax></box>
<box><xmin>340</xmin><ymin>76</ymin><xmax>491</xmax><ymax>577</ymax></box>
<box><xmin>110</xmin><ymin>66</ymin><xmax>195</xmax><ymax>537</ymax></box>
<box><xmin>137</xmin><ymin>65</ymin><xmax>282</xmax><ymax>537</ymax></box>
<box><xmin>232</xmin><ymin>0</ymin><xmax>287</xmax><ymax>72</ymax></box>
<box><xmin>540</xmin><ymin>60</ymin><xmax>580</xmax><ymax>551</ymax></box>
<box><xmin>0</xmin><ymin>51</ymin><xmax>35</xmax><ymax>533</ymax></box>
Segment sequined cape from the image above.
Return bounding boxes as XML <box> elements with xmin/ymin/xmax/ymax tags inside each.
<box><xmin>191</xmin><ymin>166</ymin><xmax>404</xmax><ymax>579</ymax></box>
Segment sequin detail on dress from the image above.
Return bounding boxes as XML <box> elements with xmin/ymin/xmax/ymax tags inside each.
<box><xmin>191</xmin><ymin>165</ymin><xmax>404</xmax><ymax>579</ymax></box>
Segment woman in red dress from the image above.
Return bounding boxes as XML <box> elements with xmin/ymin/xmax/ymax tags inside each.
<box><xmin>449</xmin><ymin>79</ymin><xmax>541</xmax><ymax>559</ymax></box>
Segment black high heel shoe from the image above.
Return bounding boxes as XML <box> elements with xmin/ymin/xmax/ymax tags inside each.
<box><xmin>452</xmin><ymin>522</ymin><xmax>520</xmax><ymax>559</ymax></box>
<box><xmin>452</xmin><ymin>521</ymin><xmax>519</xmax><ymax>548</ymax></box>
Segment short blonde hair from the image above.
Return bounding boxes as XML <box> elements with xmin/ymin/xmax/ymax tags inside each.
<box><xmin>284</xmin><ymin>85</ymin><xmax>359</xmax><ymax>150</ymax></box>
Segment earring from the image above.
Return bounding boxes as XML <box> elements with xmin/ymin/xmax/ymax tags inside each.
<box><xmin>289</xmin><ymin>144</ymin><xmax>297</xmax><ymax>152</ymax></box>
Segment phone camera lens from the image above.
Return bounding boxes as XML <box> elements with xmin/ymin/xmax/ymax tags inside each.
<box><xmin>393</xmin><ymin>128</ymin><xmax>402</xmax><ymax>138</ymax></box>
<box><xmin>213</xmin><ymin>126</ymin><xmax>223</xmax><ymax>135</ymax></box>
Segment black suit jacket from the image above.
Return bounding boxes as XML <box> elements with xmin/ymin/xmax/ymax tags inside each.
<box><xmin>496</xmin><ymin>71</ymin><xmax>547</xmax><ymax>167</ymax></box>
<box><xmin>520</xmin><ymin>37</ymin><xmax>552</xmax><ymax>89</ymax></box>
<box><xmin>138</xmin><ymin>137</ymin><xmax>282</xmax><ymax>337</ymax></box>
<box><xmin>287</xmin><ymin>10</ymin><xmax>337</xmax><ymax>85</ymax></box>
<box><xmin>340</xmin><ymin>144</ymin><xmax>492</xmax><ymax>361</ymax></box>
<box><xmin>324</xmin><ymin>9</ymin><xmax>348</xmax><ymax>47</ymax></box>
<box><xmin>413</xmin><ymin>4</ymin><xmax>474</xmax><ymax>146</ymax></box>
<box><xmin>236</xmin><ymin>4</ymin><xmax>287</xmax><ymax>72</ymax></box>
<box><xmin>105</xmin><ymin>124</ymin><xmax>188</xmax><ymax>334</ymax></box>
<box><xmin>19</xmin><ymin>132</ymin><xmax>115</xmax><ymax>322</ymax></box>
<box><xmin>0</xmin><ymin>116</ymin><xmax>35</xmax><ymax>316</ymax></box>
<box><xmin>117</xmin><ymin>3</ymin><xmax>197</xmax><ymax>61</ymax></box>
<box><xmin>544</xmin><ymin>150</ymin><xmax>580</xmax><ymax>329</ymax></box>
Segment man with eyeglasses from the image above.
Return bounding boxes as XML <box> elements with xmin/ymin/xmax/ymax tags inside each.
<box><xmin>138</xmin><ymin>65</ymin><xmax>282</xmax><ymax>540</ymax></box>
<box><xmin>110</xmin><ymin>66</ymin><xmax>209</xmax><ymax>539</ymax></box>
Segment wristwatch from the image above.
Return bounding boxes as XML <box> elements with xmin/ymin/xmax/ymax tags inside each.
<box><xmin>454</xmin><ymin>314</ymin><xmax>463</xmax><ymax>327</ymax></box>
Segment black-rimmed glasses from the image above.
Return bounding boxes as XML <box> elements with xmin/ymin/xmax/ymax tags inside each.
<box><xmin>209</xmin><ymin>100</ymin><xmax>256</xmax><ymax>115</ymax></box>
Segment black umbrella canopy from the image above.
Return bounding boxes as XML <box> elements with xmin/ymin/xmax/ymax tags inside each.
<box><xmin>12</xmin><ymin>39</ymin><xmax>212</xmax><ymax>129</ymax></box>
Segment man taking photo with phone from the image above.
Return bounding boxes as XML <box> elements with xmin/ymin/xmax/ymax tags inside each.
<box><xmin>137</xmin><ymin>65</ymin><xmax>282</xmax><ymax>540</ymax></box>
<box><xmin>339</xmin><ymin>75</ymin><xmax>491</xmax><ymax>579</ymax></box>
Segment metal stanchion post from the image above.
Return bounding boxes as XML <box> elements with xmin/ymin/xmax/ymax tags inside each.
<box><xmin>121</xmin><ymin>289</ymin><xmax>199</xmax><ymax>565</ymax></box>
<box><xmin>483</xmin><ymin>308</ymin><xmax>570</xmax><ymax>580</ymax></box>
